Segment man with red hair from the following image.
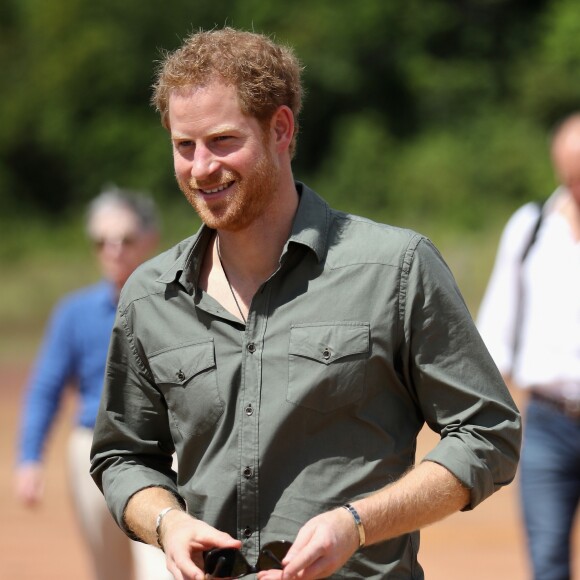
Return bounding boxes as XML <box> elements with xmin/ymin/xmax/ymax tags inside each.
<box><xmin>92</xmin><ymin>28</ymin><xmax>521</xmax><ymax>579</ymax></box>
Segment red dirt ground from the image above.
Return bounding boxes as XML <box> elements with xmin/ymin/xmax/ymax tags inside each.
<box><xmin>1</xmin><ymin>361</ymin><xmax>578</xmax><ymax>579</ymax></box>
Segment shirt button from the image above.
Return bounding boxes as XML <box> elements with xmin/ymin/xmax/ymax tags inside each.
<box><xmin>176</xmin><ymin>370</ymin><xmax>186</xmax><ymax>381</ymax></box>
<box><xmin>243</xmin><ymin>526</ymin><xmax>253</xmax><ymax>538</ymax></box>
<box><xmin>247</xmin><ymin>342</ymin><xmax>256</xmax><ymax>353</ymax></box>
<box><xmin>245</xmin><ymin>404</ymin><xmax>254</xmax><ymax>416</ymax></box>
<box><xmin>322</xmin><ymin>348</ymin><xmax>331</xmax><ymax>360</ymax></box>
<box><xmin>242</xmin><ymin>466</ymin><xmax>254</xmax><ymax>478</ymax></box>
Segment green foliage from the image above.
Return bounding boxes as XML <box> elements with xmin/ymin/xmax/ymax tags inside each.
<box><xmin>517</xmin><ymin>0</ymin><xmax>580</xmax><ymax>124</ymax></box>
<box><xmin>309</xmin><ymin>111</ymin><xmax>396</xmax><ymax>215</ymax></box>
<box><xmin>0</xmin><ymin>0</ymin><xmax>244</xmax><ymax>215</ymax></box>
<box><xmin>310</xmin><ymin>108</ymin><xmax>554</xmax><ymax>231</ymax></box>
<box><xmin>0</xmin><ymin>0</ymin><xmax>565</xmax><ymax>222</ymax></box>
<box><xmin>0</xmin><ymin>0</ymin><xmax>577</xmax><ymax>358</ymax></box>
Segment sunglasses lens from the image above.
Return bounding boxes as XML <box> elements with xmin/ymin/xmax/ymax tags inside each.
<box><xmin>256</xmin><ymin>541</ymin><xmax>292</xmax><ymax>570</ymax></box>
<box><xmin>204</xmin><ymin>548</ymin><xmax>250</xmax><ymax>578</ymax></box>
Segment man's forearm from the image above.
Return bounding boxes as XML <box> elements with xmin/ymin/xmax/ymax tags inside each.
<box><xmin>124</xmin><ymin>486</ymin><xmax>184</xmax><ymax>547</ymax></box>
<box><xmin>352</xmin><ymin>461</ymin><xmax>470</xmax><ymax>546</ymax></box>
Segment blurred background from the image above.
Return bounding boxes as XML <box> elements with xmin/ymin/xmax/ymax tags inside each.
<box><xmin>3</xmin><ymin>0</ymin><xmax>580</xmax><ymax>354</ymax></box>
<box><xmin>1</xmin><ymin>0</ymin><xmax>579</xmax><ymax>577</ymax></box>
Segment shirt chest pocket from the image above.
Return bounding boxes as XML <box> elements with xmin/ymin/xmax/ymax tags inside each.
<box><xmin>149</xmin><ymin>339</ymin><xmax>224</xmax><ymax>439</ymax></box>
<box><xmin>287</xmin><ymin>322</ymin><xmax>370</xmax><ymax>413</ymax></box>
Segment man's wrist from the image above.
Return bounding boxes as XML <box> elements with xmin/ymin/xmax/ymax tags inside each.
<box><xmin>341</xmin><ymin>503</ymin><xmax>366</xmax><ymax>548</ymax></box>
<box><xmin>155</xmin><ymin>506</ymin><xmax>179</xmax><ymax>550</ymax></box>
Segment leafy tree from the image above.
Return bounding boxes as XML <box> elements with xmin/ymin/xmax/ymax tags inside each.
<box><xmin>517</xmin><ymin>0</ymin><xmax>580</xmax><ymax>126</ymax></box>
<box><xmin>0</xmin><ymin>0</ymin><xmax>563</xmax><ymax>232</ymax></box>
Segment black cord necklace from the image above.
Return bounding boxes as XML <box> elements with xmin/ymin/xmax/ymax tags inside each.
<box><xmin>216</xmin><ymin>236</ymin><xmax>247</xmax><ymax>324</ymax></box>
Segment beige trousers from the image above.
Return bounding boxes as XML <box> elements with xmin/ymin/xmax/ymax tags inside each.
<box><xmin>67</xmin><ymin>427</ymin><xmax>174</xmax><ymax>580</ymax></box>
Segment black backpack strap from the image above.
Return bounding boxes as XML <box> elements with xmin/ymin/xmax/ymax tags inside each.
<box><xmin>512</xmin><ymin>201</ymin><xmax>546</xmax><ymax>365</ymax></box>
<box><xmin>520</xmin><ymin>201</ymin><xmax>545</xmax><ymax>263</ymax></box>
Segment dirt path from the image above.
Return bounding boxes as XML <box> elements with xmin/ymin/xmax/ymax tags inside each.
<box><xmin>1</xmin><ymin>362</ymin><xmax>577</xmax><ymax>579</ymax></box>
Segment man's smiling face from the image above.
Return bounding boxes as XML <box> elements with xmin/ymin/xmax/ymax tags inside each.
<box><xmin>169</xmin><ymin>80</ymin><xmax>280</xmax><ymax>231</ymax></box>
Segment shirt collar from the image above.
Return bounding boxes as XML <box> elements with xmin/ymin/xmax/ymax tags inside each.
<box><xmin>287</xmin><ymin>182</ymin><xmax>329</xmax><ymax>263</ymax></box>
<box><xmin>156</xmin><ymin>181</ymin><xmax>330</xmax><ymax>291</ymax></box>
<box><xmin>156</xmin><ymin>228</ymin><xmax>212</xmax><ymax>294</ymax></box>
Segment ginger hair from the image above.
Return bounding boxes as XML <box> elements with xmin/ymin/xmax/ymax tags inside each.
<box><xmin>152</xmin><ymin>27</ymin><xmax>304</xmax><ymax>157</ymax></box>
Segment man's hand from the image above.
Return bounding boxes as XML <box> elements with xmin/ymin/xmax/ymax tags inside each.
<box><xmin>258</xmin><ymin>507</ymin><xmax>359</xmax><ymax>580</ymax></box>
<box><xmin>15</xmin><ymin>462</ymin><xmax>44</xmax><ymax>507</ymax></box>
<box><xmin>125</xmin><ymin>487</ymin><xmax>241</xmax><ymax>580</ymax></box>
<box><xmin>258</xmin><ymin>462</ymin><xmax>470</xmax><ymax>579</ymax></box>
<box><xmin>160</xmin><ymin>509</ymin><xmax>242</xmax><ymax>580</ymax></box>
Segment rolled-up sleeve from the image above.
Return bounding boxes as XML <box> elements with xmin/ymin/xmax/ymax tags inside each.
<box><xmin>401</xmin><ymin>237</ymin><xmax>522</xmax><ymax>509</ymax></box>
<box><xmin>90</xmin><ymin>303</ymin><xmax>183</xmax><ymax>539</ymax></box>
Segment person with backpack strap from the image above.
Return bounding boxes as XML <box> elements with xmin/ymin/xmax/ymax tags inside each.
<box><xmin>477</xmin><ymin>113</ymin><xmax>580</xmax><ymax>580</ymax></box>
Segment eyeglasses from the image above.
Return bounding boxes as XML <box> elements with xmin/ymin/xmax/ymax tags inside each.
<box><xmin>204</xmin><ymin>541</ymin><xmax>292</xmax><ymax>579</ymax></box>
<box><xmin>92</xmin><ymin>234</ymin><xmax>138</xmax><ymax>251</ymax></box>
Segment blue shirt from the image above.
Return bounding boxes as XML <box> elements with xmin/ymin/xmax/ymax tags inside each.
<box><xmin>18</xmin><ymin>280</ymin><xmax>117</xmax><ymax>463</ymax></box>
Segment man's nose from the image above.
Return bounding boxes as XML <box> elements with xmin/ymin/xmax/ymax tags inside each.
<box><xmin>191</xmin><ymin>145</ymin><xmax>219</xmax><ymax>181</ymax></box>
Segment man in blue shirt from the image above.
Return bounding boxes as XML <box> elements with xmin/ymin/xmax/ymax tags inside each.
<box><xmin>15</xmin><ymin>186</ymin><xmax>172</xmax><ymax>580</ymax></box>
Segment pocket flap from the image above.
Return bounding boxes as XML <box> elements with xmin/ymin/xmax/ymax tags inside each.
<box><xmin>289</xmin><ymin>322</ymin><xmax>370</xmax><ymax>364</ymax></box>
<box><xmin>149</xmin><ymin>340</ymin><xmax>216</xmax><ymax>385</ymax></box>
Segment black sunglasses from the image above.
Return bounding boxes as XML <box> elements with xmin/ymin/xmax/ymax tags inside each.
<box><xmin>204</xmin><ymin>540</ymin><xmax>292</xmax><ymax>579</ymax></box>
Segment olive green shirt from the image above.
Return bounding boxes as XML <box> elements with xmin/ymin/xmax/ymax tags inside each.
<box><xmin>91</xmin><ymin>183</ymin><xmax>521</xmax><ymax>578</ymax></box>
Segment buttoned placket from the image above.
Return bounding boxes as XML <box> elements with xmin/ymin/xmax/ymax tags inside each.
<box><xmin>237</xmin><ymin>280</ymin><xmax>272</xmax><ymax>563</ymax></box>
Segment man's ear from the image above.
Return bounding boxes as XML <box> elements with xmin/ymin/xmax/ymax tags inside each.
<box><xmin>270</xmin><ymin>105</ymin><xmax>295</xmax><ymax>153</ymax></box>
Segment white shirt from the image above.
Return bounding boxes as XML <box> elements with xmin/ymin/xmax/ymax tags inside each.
<box><xmin>477</xmin><ymin>189</ymin><xmax>580</xmax><ymax>399</ymax></box>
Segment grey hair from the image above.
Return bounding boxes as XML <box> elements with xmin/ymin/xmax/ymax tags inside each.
<box><xmin>86</xmin><ymin>184</ymin><xmax>160</xmax><ymax>236</ymax></box>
